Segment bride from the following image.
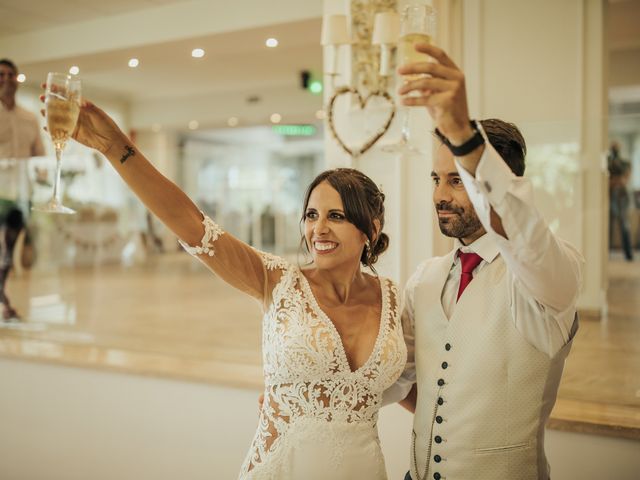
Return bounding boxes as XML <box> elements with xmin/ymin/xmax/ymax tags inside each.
<box><xmin>48</xmin><ymin>99</ymin><xmax>407</xmax><ymax>479</ymax></box>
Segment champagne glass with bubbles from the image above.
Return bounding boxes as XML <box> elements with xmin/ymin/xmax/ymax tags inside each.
<box><xmin>33</xmin><ymin>72</ymin><xmax>81</xmax><ymax>214</ymax></box>
<box><xmin>383</xmin><ymin>4</ymin><xmax>436</xmax><ymax>153</ymax></box>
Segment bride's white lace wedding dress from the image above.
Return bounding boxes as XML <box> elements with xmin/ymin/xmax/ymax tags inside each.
<box><xmin>181</xmin><ymin>213</ymin><xmax>407</xmax><ymax>480</ymax></box>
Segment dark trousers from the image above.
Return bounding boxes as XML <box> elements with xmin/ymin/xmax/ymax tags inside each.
<box><xmin>610</xmin><ymin>214</ymin><xmax>634</xmax><ymax>261</ymax></box>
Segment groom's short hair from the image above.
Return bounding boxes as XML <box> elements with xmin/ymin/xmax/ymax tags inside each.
<box><xmin>480</xmin><ymin>119</ymin><xmax>527</xmax><ymax>177</ymax></box>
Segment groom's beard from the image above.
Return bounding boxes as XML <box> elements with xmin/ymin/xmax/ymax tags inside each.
<box><xmin>435</xmin><ymin>201</ymin><xmax>483</xmax><ymax>240</ymax></box>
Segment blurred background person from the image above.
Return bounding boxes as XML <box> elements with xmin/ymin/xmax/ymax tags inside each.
<box><xmin>0</xmin><ymin>58</ymin><xmax>45</xmax><ymax>320</ymax></box>
<box><xmin>0</xmin><ymin>58</ymin><xmax>45</xmax><ymax>212</ymax></box>
<box><xmin>608</xmin><ymin>142</ymin><xmax>634</xmax><ymax>261</ymax></box>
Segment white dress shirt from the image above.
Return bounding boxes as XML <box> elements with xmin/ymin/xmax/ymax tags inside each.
<box><xmin>0</xmin><ymin>102</ymin><xmax>45</xmax><ymax>201</ymax></box>
<box><xmin>383</xmin><ymin>129</ymin><xmax>584</xmax><ymax>405</ymax></box>
<box><xmin>0</xmin><ymin>102</ymin><xmax>44</xmax><ymax>159</ymax></box>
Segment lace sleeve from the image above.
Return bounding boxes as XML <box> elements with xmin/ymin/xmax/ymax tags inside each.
<box><xmin>253</xmin><ymin>248</ymin><xmax>289</xmax><ymax>271</ymax></box>
<box><xmin>177</xmin><ymin>211</ymin><xmax>288</xmax><ymax>305</ymax></box>
<box><xmin>178</xmin><ymin>212</ymin><xmax>224</xmax><ymax>256</ymax></box>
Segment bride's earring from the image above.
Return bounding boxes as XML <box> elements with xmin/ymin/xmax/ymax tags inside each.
<box><xmin>364</xmin><ymin>239</ymin><xmax>372</xmax><ymax>264</ymax></box>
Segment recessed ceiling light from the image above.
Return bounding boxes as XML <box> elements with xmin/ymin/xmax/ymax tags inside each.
<box><xmin>188</xmin><ymin>120</ymin><xmax>199</xmax><ymax>130</ymax></box>
<box><xmin>270</xmin><ymin>113</ymin><xmax>282</xmax><ymax>124</ymax></box>
<box><xmin>69</xmin><ymin>66</ymin><xmax>80</xmax><ymax>75</ymax></box>
<box><xmin>191</xmin><ymin>48</ymin><xmax>205</xmax><ymax>58</ymax></box>
<box><xmin>266</xmin><ymin>38</ymin><xmax>279</xmax><ymax>48</ymax></box>
<box><xmin>227</xmin><ymin>117</ymin><xmax>239</xmax><ymax>127</ymax></box>
<box><xmin>128</xmin><ymin>58</ymin><xmax>139</xmax><ymax>68</ymax></box>
<box><xmin>16</xmin><ymin>73</ymin><xmax>26</xmax><ymax>83</ymax></box>
<box><xmin>315</xmin><ymin>109</ymin><xmax>325</xmax><ymax>120</ymax></box>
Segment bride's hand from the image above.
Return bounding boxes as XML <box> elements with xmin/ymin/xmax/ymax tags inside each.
<box><xmin>40</xmin><ymin>86</ymin><xmax>126</xmax><ymax>155</ymax></box>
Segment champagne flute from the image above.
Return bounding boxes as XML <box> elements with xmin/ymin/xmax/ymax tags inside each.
<box><xmin>383</xmin><ymin>4</ymin><xmax>436</xmax><ymax>153</ymax></box>
<box><xmin>33</xmin><ymin>72</ymin><xmax>81</xmax><ymax>214</ymax></box>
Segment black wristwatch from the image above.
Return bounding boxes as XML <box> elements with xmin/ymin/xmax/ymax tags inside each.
<box><xmin>435</xmin><ymin>120</ymin><xmax>485</xmax><ymax>156</ymax></box>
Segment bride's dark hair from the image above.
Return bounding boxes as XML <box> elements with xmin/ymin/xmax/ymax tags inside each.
<box><xmin>300</xmin><ymin>168</ymin><xmax>389</xmax><ymax>270</ymax></box>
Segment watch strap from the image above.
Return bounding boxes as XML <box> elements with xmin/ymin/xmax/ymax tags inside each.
<box><xmin>435</xmin><ymin>120</ymin><xmax>485</xmax><ymax>156</ymax></box>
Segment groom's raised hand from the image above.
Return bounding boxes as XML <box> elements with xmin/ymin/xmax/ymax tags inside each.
<box><xmin>397</xmin><ymin>43</ymin><xmax>485</xmax><ymax>174</ymax></box>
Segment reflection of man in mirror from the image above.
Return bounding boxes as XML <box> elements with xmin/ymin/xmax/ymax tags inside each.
<box><xmin>0</xmin><ymin>209</ymin><xmax>25</xmax><ymax>320</ymax></box>
<box><xmin>0</xmin><ymin>59</ymin><xmax>46</xmax><ymax>321</ymax></box>
<box><xmin>0</xmin><ymin>59</ymin><xmax>45</xmax><ymax>209</ymax></box>
<box><xmin>608</xmin><ymin>142</ymin><xmax>633</xmax><ymax>261</ymax></box>
<box><xmin>260</xmin><ymin>205</ymin><xmax>276</xmax><ymax>250</ymax></box>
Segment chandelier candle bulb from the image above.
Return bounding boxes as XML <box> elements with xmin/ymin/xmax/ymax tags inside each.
<box><xmin>372</xmin><ymin>12</ymin><xmax>400</xmax><ymax>77</ymax></box>
<box><xmin>379</xmin><ymin>45</ymin><xmax>391</xmax><ymax>76</ymax></box>
<box><xmin>321</xmin><ymin>14</ymin><xmax>351</xmax><ymax>77</ymax></box>
<box><xmin>320</xmin><ymin>15</ymin><xmax>350</xmax><ymax>45</ymax></box>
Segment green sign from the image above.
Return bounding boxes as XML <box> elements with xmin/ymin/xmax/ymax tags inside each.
<box><xmin>273</xmin><ymin>124</ymin><xmax>317</xmax><ymax>136</ymax></box>
<box><xmin>309</xmin><ymin>80</ymin><xmax>323</xmax><ymax>94</ymax></box>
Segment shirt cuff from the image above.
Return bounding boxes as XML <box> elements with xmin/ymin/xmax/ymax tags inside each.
<box><xmin>454</xmin><ymin>123</ymin><xmax>516</xmax><ymax>210</ymax></box>
<box><xmin>381</xmin><ymin>379</ymin><xmax>415</xmax><ymax>406</ymax></box>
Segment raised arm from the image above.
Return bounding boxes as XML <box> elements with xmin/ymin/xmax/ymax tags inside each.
<box><xmin>398</xmin><ymin>43</ymin><xmax>583</xmax><ymax>314</ymax></box>
<box><xmin>398</xmin><ymin>44</ymin><xmax>583</xmax><ymax>356</ymax></box>
<box><xmin>58</xmin><ymin>100</ymin><xmax>283</xmax><ymax>302</ymax></box>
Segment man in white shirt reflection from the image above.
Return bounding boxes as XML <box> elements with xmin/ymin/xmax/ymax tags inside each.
<box><xmin>383</xmin><ymin>44</ymin><xmax>584</xmax><ymax>480</ymax></box>
<box><xmin>0</xmin><ymin>59</ymin><xmax>45</xmax><ymax>321</ymax></box>
<box><xmin>0</xmin><ymin>59</ymin><xmax>45</xmax><ymax>208</ymax></box>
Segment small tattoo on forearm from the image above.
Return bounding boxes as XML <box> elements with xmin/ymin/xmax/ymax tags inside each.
<box><xmin>120</xmin><ymin>146</ymin><xmax>135</xmax><ymax>164</ymax></box>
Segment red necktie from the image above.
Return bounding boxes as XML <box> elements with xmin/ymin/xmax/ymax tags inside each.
<box><xmin>456</xmin><ymin>251</ymin><xmax>483</xmax><ymax>301</ymax></box>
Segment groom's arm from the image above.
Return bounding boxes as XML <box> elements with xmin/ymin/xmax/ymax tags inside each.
<box><xmin>454</xmin><ymin>137</ymin><xmax>584</xmax><ymax>314</ymax></box>
<box><xmin>399</xmin><ymin>43</ymin><xmax>583</xmax><ymax>356</ymax></box>
<box><xmin>382</xmin><ymin>267</ymin><xmax>421</xmax><ymax>407</ymax></box>
<box><xmin>455</xmin><ymin>141</ymin><xmax>583</xmax><ymax>355</ymax></box>
<box><xmin>399</xmin><ymin>384</ymin><xmax>417</xmax><ymax>413</ymax></box>
<box><xmin>381</xmin><ymin>302</ymin><xmax>416</xmax><ymax>405</ymax></box>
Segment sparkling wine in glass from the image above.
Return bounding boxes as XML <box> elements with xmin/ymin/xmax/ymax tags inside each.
<box><xmin>33</xmin><ymin>72</ymin><xmax>81</xmax><ymax>214</ymax></box>
<box><xmin>383</xmin><ymin>4</ymin><xmax>436</xmax><ymax>153</ymax></box>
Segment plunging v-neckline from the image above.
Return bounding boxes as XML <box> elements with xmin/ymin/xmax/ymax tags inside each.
<box><xmin>298</xmin><ymin>269</ymin><xmax>388</xmax><ymax>374</ymax></box>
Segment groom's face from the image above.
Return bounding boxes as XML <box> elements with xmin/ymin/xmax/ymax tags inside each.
<box><xmin>431</xmin><ymin>144</ymin><xmax>484</xmax><ymax>243</ymax></box>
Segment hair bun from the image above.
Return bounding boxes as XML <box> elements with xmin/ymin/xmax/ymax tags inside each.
<box><xmin>368</xmin><ymin>232</ymin><xmax>390</xmax><ymax>265</ymax></box>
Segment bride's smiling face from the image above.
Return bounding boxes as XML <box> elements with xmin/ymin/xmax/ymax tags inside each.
<box><xmin>303</xmin><ymin>181</ymin><xmax>367</xmax><ymax>270</ymax></box>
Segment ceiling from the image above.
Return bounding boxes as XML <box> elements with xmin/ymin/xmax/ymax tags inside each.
<box><xmin>3</xmin><ymin>0</ymin><xmax>639</xmax><ymax>128</ymax></box>
<box><xmin>17</xmin><ymin>18</ymin><xmax>323</xmax><ymax>101</ymax></box>
<box><xmin>0</xmin><ymin>0</ymin><xmax>324</xmax><ymax>131</ymax></box>
<box><xmin>0</xmin><ymin>0</ymin><xmax>193</xmax><ymax>35</ymax></box>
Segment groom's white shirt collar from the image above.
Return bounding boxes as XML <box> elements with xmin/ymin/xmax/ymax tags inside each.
<box><xmin>453</xmin><ymin>233</ymin><xmax>500</xmax><ymax>265</ymax></box>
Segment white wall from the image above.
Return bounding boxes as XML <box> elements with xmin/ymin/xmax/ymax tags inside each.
<box><xmin>0</xmin><ymin>358</ymin><xmax>412</xmax><ymax>480</ymax></box>
<box><xmin>1</xmin><ymin>358</ymin><xmax>638</xmax><ymax>480</ymax></box>
<box><xmin>461</xmin><ymin>0</ymin><xmax>608</xmax><ymax>312</ymax></box>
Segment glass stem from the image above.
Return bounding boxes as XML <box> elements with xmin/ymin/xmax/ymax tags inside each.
<box><xmin>52</xmin><ymin>146</ymin><xmax>63</xmax><ymax>204</ymax></box>
<box><xmin>400</xmin><ymin>108</ymin><xmax>411</xmax><ymax>143</ymax></box>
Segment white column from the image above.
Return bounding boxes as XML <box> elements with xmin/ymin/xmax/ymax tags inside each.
<box><xmin>322</xmin><ymin>0</ymin><xmax>441</xmax><ymax>285</ymax></box>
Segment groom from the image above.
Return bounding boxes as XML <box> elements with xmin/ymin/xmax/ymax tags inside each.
<box><xmin>383</xmin><ymin>44</ymin><xmax>584</xmax><ymax>480</ymax></box>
